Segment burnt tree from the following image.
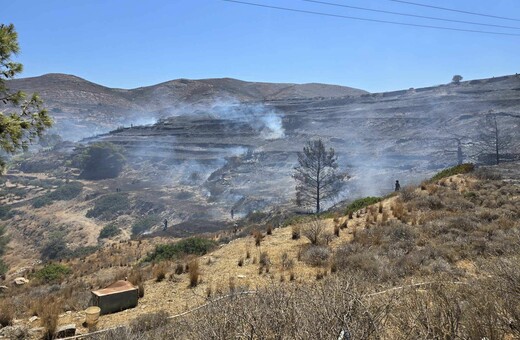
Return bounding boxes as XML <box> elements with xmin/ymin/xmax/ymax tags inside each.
<box><xmin>474</xmin><ymin>113</ymin><xmax>515</xmax><ymax>165</ymax></box>
<box><xmin>293</xmin><ymin>139</ymin><xmax>346</xmax><ymax>214</ymax></box>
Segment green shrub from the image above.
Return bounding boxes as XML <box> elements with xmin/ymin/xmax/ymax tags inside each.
<box><xmin>99</xmin><ymin>224</ymin><xmax>121</xmax><ymax>239</ymax></box>
<box><xmin>0</xmin><ymin>206</ymin><xmax>14</xmax><ymax>220</ymax></box>
<box><xmin>0</xmin><ymin>260</ymin><xmax>7</xmax><ymax>276</ymax></box>
<box><xmin>79</xmin><ymin>142</ymin><xmax>126</xmax><ymax>180</ymax></box>
<box><xmin>86</xmin><ymin>193</ymin><xmax>129</xmax><ymax>220</ymax></box>
<box><xmin>31</xmin><ymin>182</ymin><xmax>83</xmax><ymax>208</ymax></box>
<box><xmin>32</xmin><ymin>195</ymin><xmax>54</xmax><ymax>208</ymax></box>
<box><xmin>430</xmin><ymin>163</ymin><xmax>474</xmax><ymax>182</ymax></box>
<box><xmin>145</xmin><ymin>237</ymin><xmax>217</xmax><ymax>262</ymax></box>
<box><xmin>41</xmin><ymin>232</ymin><xmax>69</xmax><ymax>260</ymax></box>
<box><xmin>68</xmin><ymin>246</ymin><xmax>98</xmax><ymax>259</ymax></box>
<box><xmin>345</xmin><ymin>196</ymin><xmax>382</xmax><ymax>216</ymax></box>
<box><xmin>132</xmin><ymin>215</ymin><xmax>160</xmax><ymax>236</ymax></box>
<box><xmin>47</xmin><ymin>182</ymin><xmax>83</xmax><ymax>200</ymax></box>
<box><xmin>34</xmin><ymin>263</ymin><xmax>71</xmax><ymax>283</ymax></box>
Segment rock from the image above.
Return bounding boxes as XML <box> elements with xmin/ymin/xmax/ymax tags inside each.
<box><xmin>55</xmin><ymin>324</ymin><xmax>76</xmax><ymax>338</ymax></box>
<box><xmin>0</xmin><ymin>285</ymin><xmax>8</xmax><ymax>290</ymax></box>
<box><xmin>13</xmin><ymin>277</ymin><xmax>29</xmax><ymax>286</ymax></box>
<box><xmin>237</xmin><ymin>275</ymin><xmax>246</xmax><ymax>279</ymax></box>
<box><xmin>0</xmin><ymin>325</ymin><xmax>29</xmax><ymax>339</ymax></box>
<box><xmin>29</xmin><ymin>316</ymin><xmax>39</xmax><ymax>322</ymax></box>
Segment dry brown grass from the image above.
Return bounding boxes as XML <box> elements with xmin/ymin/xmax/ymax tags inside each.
<box><xmin>188</xmin><ymin>260</ymin><xmax>200</xmax><ymax>288</ymax></box>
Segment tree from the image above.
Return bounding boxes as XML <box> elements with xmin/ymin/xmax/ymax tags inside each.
<box><xmin>473</xmin><ymin>113</ymin><xmax>516</xmax><ymax>165</ymax></box>
<box><xmin>0</xmin><ymin>24</ymin><xmax>52</xmax><ymax>172</ymax></box>
<box><xmin>452</xmin><ymin>75</ymin><xmax>463</xmax><ymax>84</ymax></box>
<box><xmin>293</xmin><ymin>139</ymin><xmax>346</xmax><ymax>214</ymax></box>
<box><xmin>79</xmin><ymin>142</ymin><xmax>126</xmax><ymax>179</ymax></box>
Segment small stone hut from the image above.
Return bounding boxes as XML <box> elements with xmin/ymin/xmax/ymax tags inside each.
<box><xmin>91</xmin><ymin>280</ymin><xmax>139</xmax><ymax>315</ymax></box>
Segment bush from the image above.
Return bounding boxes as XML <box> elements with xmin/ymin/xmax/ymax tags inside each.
<box><xmin>132</xmin><ymin>215</ymin><xmax>160</xmax><ymax>236</ymax></box>
<box><xmin>130</xmin><ymin>311</ymin><xmax>169</xmax><ymax>333</ymax></box>
<box><xmin>0</xmin><ymin>206</ymin><xmax>14</xmax><ymax>220</ymax></box>
<box><xmin>345</xmin><ymin>197</ymin><xmax>382</xmax><ymax>216</ymax></box>
<box><xmin>34</xmin><ymin>263</ymin><xmax>71</xmax><ymax>283</ymax></box>
<box><xmin>302</xmin><ymin>246</ymin><xmax>331</xmax><ymax>267</ymax></box>
<box><xmin>188</xmin><ymin>260</ymin><xmax>200</xmax><ymax>287</ymax></box>
<box><xmin>86</xmin><ymin>193</ymin><xmax>130</xmax><ymax>220</ymax></box>
<box><xmin>79</xmin><ymin>142</ymin><xmax>126</xmax><ymax>180</ymax></box>
<box><xmin>41</xmin><ymin>232</ymin><xmax>69</xmax><ymax>260</ymax></box>
<box><xmin>32</xmin><ymin>195</ymin><xmax>54</xmax><ymax>208</ymax></box>
<box><xmin>0</xmin><ymin>301</ymin><xmax>14</xmax><ymax>327</ymax></box>
<box><xmin>31</xmin><ymin>182</ymin><xmax>83</xmax><ymax>208</ymax></box>
<box><xmin>99</xmin><ymin>224</ymin><xmax>121</xmax><ymax>239</ymax></box>
<box><xmin>145</xmin><ymin>237</ymin><xmax>217</xmax><ymax>262</ymax></box>
<box><xmin>430</xmin><ymin>163</ymin><xmax>474</xmax><ymax>182</ymax></box>
<box><xmin>47</xmin><ymin>182</ymin><xmax>83</xmax><ymax>200</ymax></box>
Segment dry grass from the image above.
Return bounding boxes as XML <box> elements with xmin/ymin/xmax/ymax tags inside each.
<box><xmin>188</xmin><ymin>260</ymin><xmax>200</xmax><ymax>288</ymax></box>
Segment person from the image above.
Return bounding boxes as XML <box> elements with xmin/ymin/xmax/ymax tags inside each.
<box><xmin>395</xmin><ymin>180</ymin><xmax>401</xmax><ymax>192</ymax></box>
<box><xmin>163</xmin><ymin>219</ymin><xmax>168</xmax><ymax>231</ymax></box>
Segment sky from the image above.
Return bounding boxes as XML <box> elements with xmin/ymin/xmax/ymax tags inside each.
<box><xmin>2</xmin><ymin>0</ymin><xmax>520</xmax><ymax>92</ymax></box>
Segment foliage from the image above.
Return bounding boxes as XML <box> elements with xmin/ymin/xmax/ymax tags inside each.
<box><xmin>145</xmin><ymin>237</ymin><xmax>217</xmax><ymax>262</ymax></box>
<box><xmin>132</xmin><ymin>215</ymin><xmax>160</xmax><ymax>236</ymax></box>
<box><xmin>86</xmin><ymin>193</ymin><xmax>129</xmax><ymax>220</ymax></box>
<box><xmin>32</xmin><ymin>181</ymin><xmax>83</xmax><ymax>208</ymax></box>
<box><xmin>344</xmin><ymin>196</ymin><xmax>382</xmax><ymax>216</ymax></box>
<box><xmin>452</xmin><ymin>74</ymin><xmax>463</xmax><ymax>84</ymax></box>
<box><xmin>78</xmin><ymin>142</ymin><xmax>126</xmax><ymax>180</ymax></box>
<box><xmin>293</xmin><ymin>139</ymin><xmax>346</xmax><ymax>213</ymax></box>
<box><xmin>430</xmin><ymin>163</ymin><xmax>474</xmax><ymax>182</ymax></box>
<box><xmin>99</xmin><ymin>224</ymin><xmax>121</xmax><ymax>239</ymax></box>
<box><xmin>0</xmin><ymin>24</ymin><xmax>52</xmax><ymax>172</ymax></box>
<box><xmin>47</xmin><ymin>181</ymin><xmax>83</xmax><ymax>200</ymax></box>
<box><xmin>0</xmin><ymin>205</ymin><xmax>14</xmax><ymax>220</ymax></box>
<box><xmin>34</xmin><ymin>263</ymin><xmax>71</xmax><ymax>283</ymax></box>
<box><xmin>40</xmin><ymin>232</ymin><xmax>69</xmax><ymax>260</ymax></box>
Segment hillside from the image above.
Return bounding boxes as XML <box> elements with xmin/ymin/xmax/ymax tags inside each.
<box><xmin>6</xmin><ymin>74</ymin><xmax>368</xmax><ymax>141</ymax></box>
<box><xmin>0</xmin><ymin>164</ymin><xmax>518</xmax><ymax>339</ymax></box>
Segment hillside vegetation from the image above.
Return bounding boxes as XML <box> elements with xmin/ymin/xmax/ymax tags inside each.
<box><xmin>0</xmin><ymin>163</ymin><xmax>518</xmax><ymax>339</ymax></box>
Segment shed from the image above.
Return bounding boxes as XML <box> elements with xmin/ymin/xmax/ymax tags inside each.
<box><xmin>91</xmin><ymin>280</ymin><xmax>139</xmax><ymax>315</ymax></box>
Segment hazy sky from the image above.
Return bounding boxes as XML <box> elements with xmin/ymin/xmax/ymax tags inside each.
<box><xmin>2</xmin><ymin>0</ymin><xmax>519</xmax><ymax>92</ymax></box>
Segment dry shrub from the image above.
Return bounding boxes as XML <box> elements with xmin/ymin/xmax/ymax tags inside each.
<box><xmin>291</xmin><ymin>225</ymin><xmax>301</xmax><ymax>240</ymax></box>
<box><xmin>0</xmin><ymin>299</ymin><xmax>14</xmax><ymax>327</ymax></box>
<box><xmin>237</xmin><ymin>258</ymin><xmax>244</xmax><ymax>267</ymax></box>
<box><xmin>39</xmin><ymin>299</ymin><xmax>60</xmax><ymax>340</ymax></box>
<box><xmin>188</xmin><ymin>260</ymin><xmax>200</xmax><ymax>287</ymax></box>
<box><xmin>302</xmin><ymin>219</ymin><xmax>325</xmax><ymax>245</ymax></box>
<box><xmin>400</xmin><ymin>187</ymin><xmax>417</xmax><ymax>202</ymax></box>
<box><xmin>266</xmin><ymin>225</ymin><xmax>273</xmax><ymax>235</ymax></box>
<box><xmin>138</xmin><ymin>283</ymin><xmax>145</xmax><ymax>298</ymax></box>
<box><xmin>153</xmin><ymin>263</ymin><xmax>168</xmax><ymax>282</ymax></box>
<box><xmin>130</xmin><ymin>310</ymin><xmax>169</xmax><ymax>333</ymax></box>
<box><xmin>302</xmin><ymin>246</ymin><xmax>331</xmax><ymax>267</ymax></box>
<box><xmin>392</xmin><ymin>200</ymin><xmax>405</xmax><ymax>219</ymax></box>
<box><xmin>334</xmin><ymin>224</ymin><xmax>340</xmax><ymax>237</ymax></box>
<box><xmin>382</xmin><ymin>211</ymin><xmax>389</xmax><ymax>223</ymax></box>
<box><xmin>128</xmin><ymin>267</ymin><xmax>145</xmax><ymax>286</ymax></box>
<box><xmin>253</xmin><ymin>230</ymin><xmax>264</xmax><ymax>246</ymax></box>
<box><xmin>174</xmin><ymin>263</ymin><xmax>184</xmax><ymax>275</ymax></box>
<box><xmin>378</xmin><ymin>202</ymin><xmax>383</xmax><ymax>213</ymax></box>
<box><xmin>340</xmin><ymin>220</ymin><xmax>348</xmax><ymax>229</ymax></box>
<box><xmin>259</xmin><ymin>252</ymin><xmax>270</xmax><ymax>268</ymax></box>
<box><xmin>281</xmin><ymin>252</ymin><xmax>294</xmax><ymax>270</ymax></box>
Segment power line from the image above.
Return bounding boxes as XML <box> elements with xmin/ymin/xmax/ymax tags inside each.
<box><xmin>302</xmin><ymin>0</ymin><xmax>520</xmax><ymax>30</ymax></box>
<box><xmin>221</xmin><ymin>0</ymin><xmax>520</xmax><ymax>37</ymax></box>
<box><xmin>388</xmin><ymin>0</ymin><xmax>520</xmax><ymax>23</ymax></box>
